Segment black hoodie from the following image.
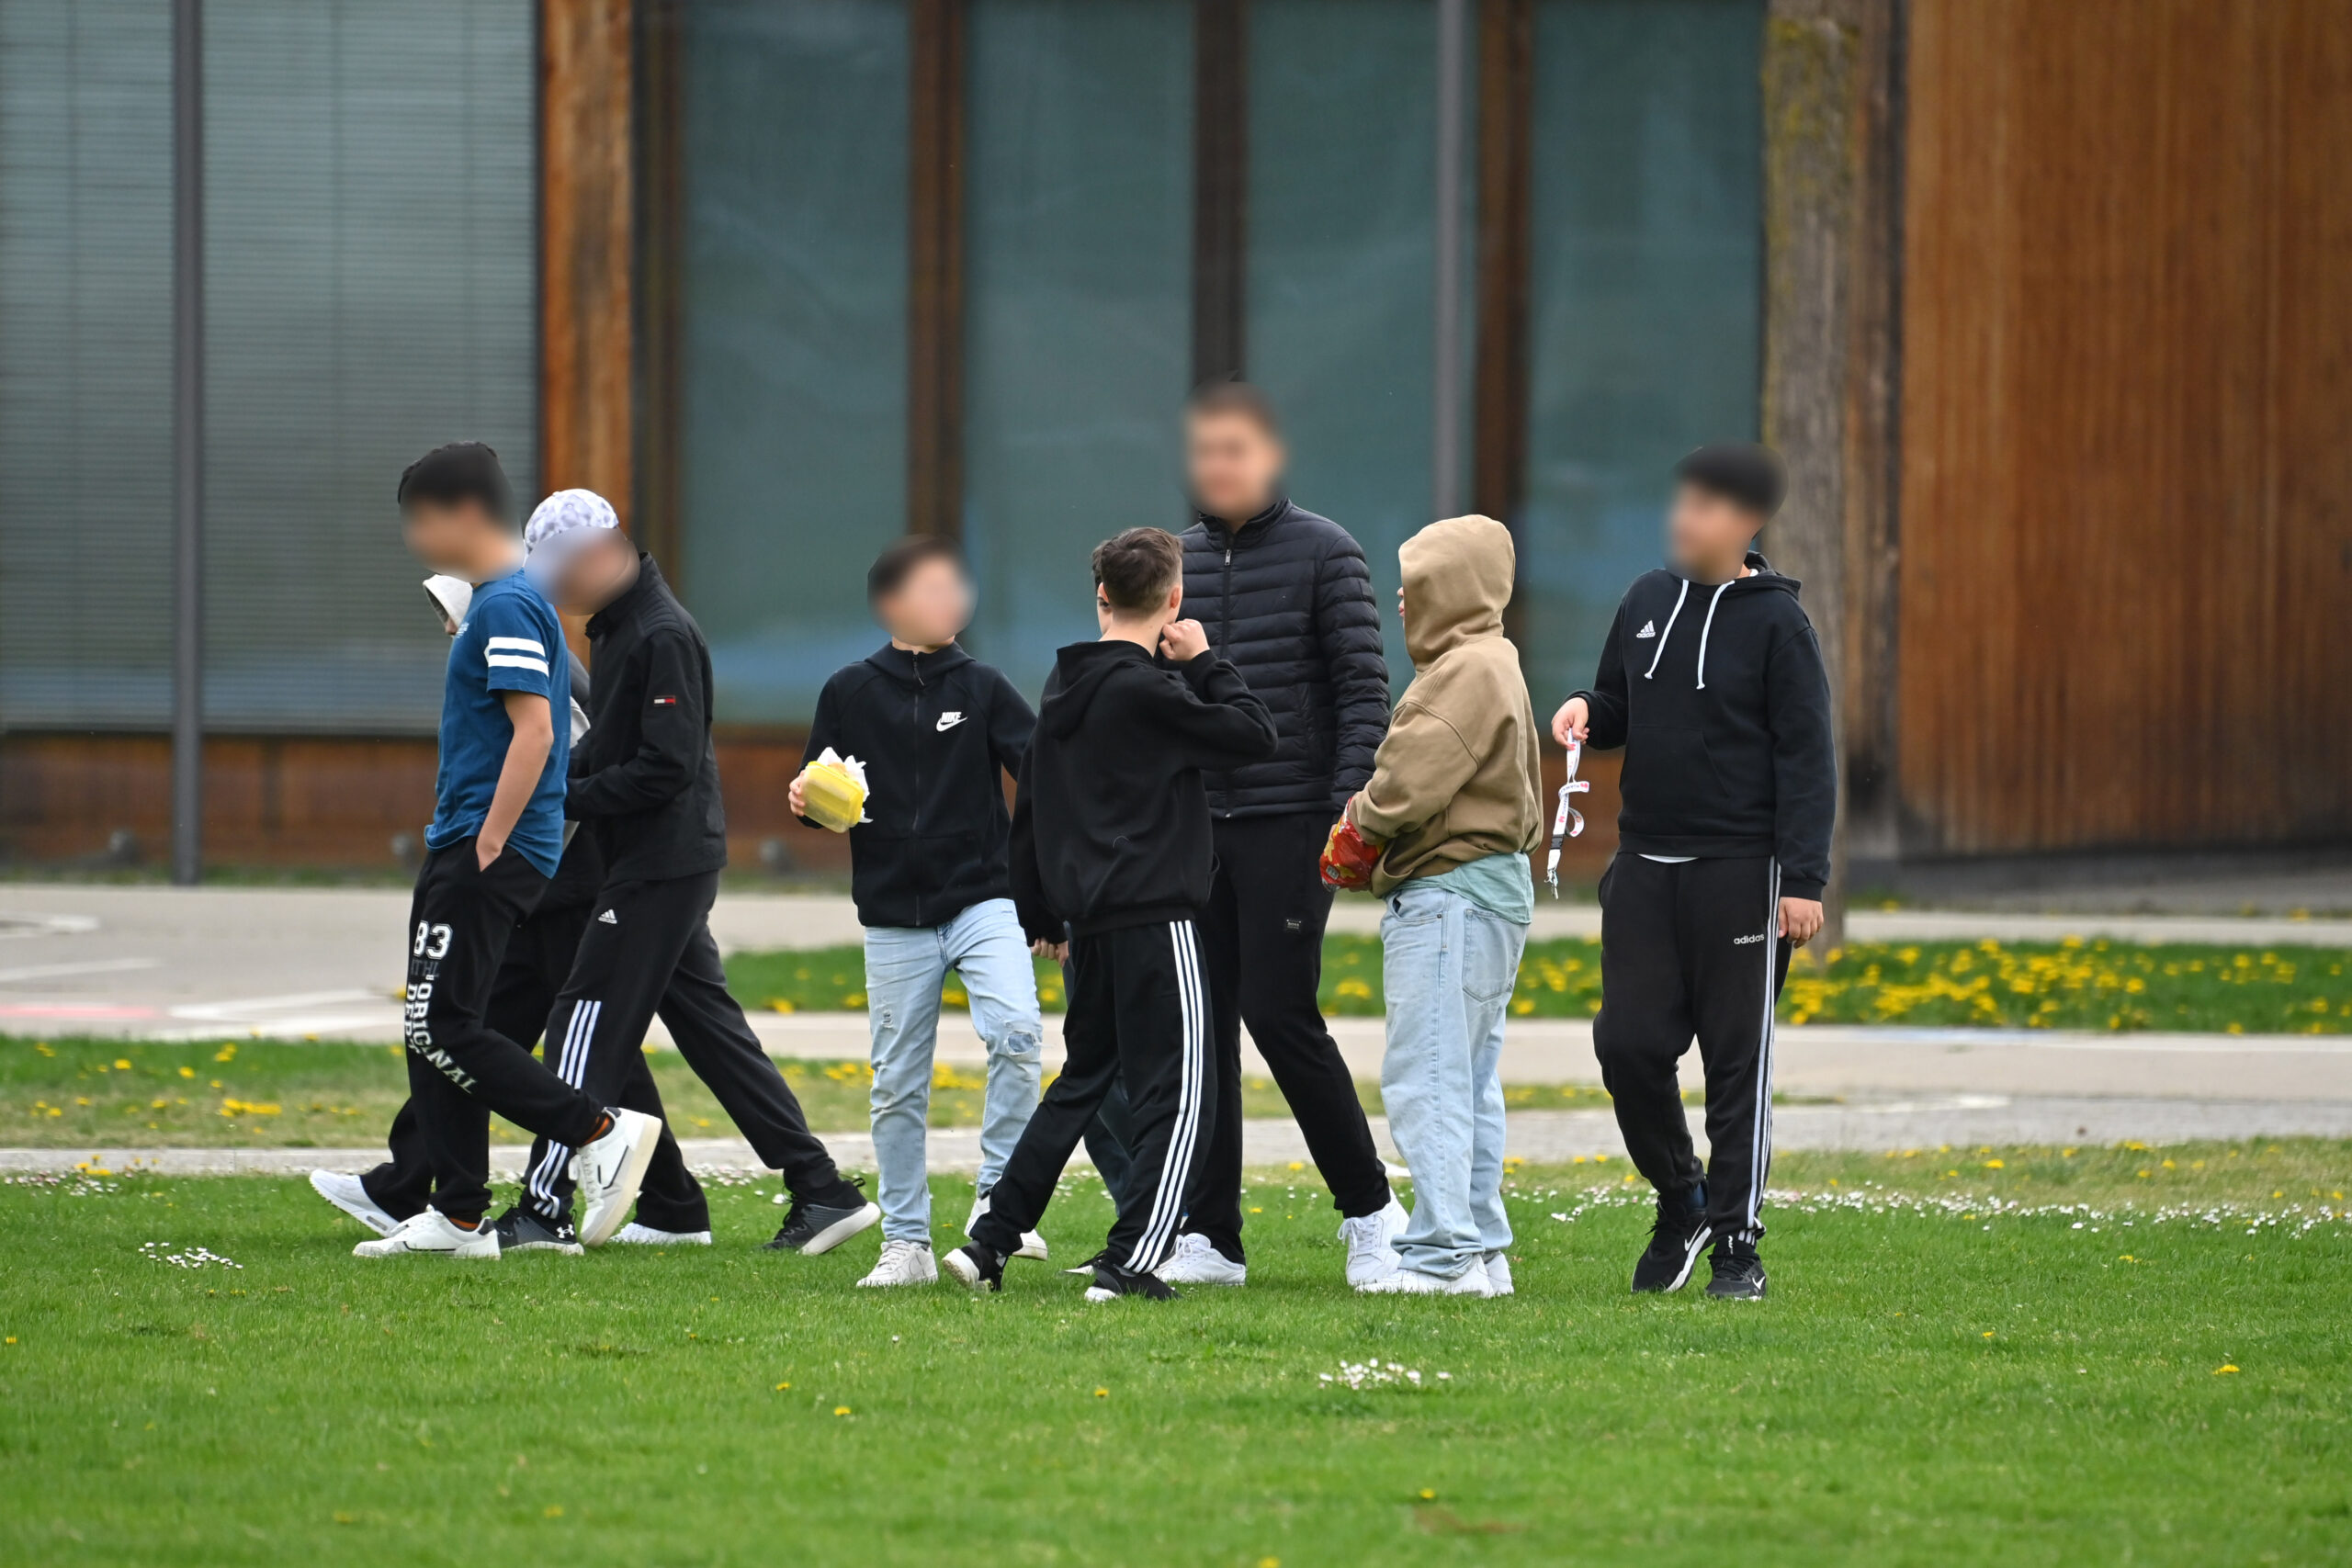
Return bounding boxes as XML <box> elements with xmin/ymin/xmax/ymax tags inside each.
<box><xmin>1008</xmin><ymin>641</ymin><xmax>1278</xmax><ymax>942</ymax></box>
<box><xmin>1571</xmin><ymin>551</ymin><xmax>1836</xmax><ymax>898</ymax></box>
<box><xmin>801</xmin><ymin>642</ymin><xmax>1035</xmax><ymax>929</ymax></box>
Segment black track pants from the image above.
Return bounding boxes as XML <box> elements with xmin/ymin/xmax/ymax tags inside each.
<box><xmin>362</xmin><ymin>899</ymin><xmax>708</xmax><ymax>1232</ymax></box>
<box><xmin>1591</xmin><ymin>853</ymin><xmax>1790</xmax><ymax>1245</ymax></box>
<box><xmin>517</xmin><ymin>870</ymin><xmax>842</xmax><ymax>1222</ymax></box>
<box><xmin>1184</xmin><ymin>812</ymin><xmax>1389</xmax><ymax>1260</ymax></box>
<box><xmin>972</xmin><ymin>919</ymin><xmax>1212</xmax><ymax>1275</ymax></box>
<box><xmin>399</xmin><ymin>841</ymin><xmax>610</xmax><ymax>1223</ymax></box>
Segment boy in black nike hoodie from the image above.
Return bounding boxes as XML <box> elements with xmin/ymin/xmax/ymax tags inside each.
<box><xmin>1552</xmin><ymin>445</ymin><xmax>1834</xmax><ymax>1301</ymax></box>
<box><xmin>944</xmin><ymin>528</ymin><xmax>1277</xmax><ymax>1302</ymax></box>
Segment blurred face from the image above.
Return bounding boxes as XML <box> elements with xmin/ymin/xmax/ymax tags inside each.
<box><xmin>540</xmin><ymin>530</ymin><xmax>637</xmax><ymax>613</ymax></box>
<box><xmin>1667</xmin><ymin>483</ymin><xmax>1762</xmax><ymax>577</ymax></box>
<box><xmin>1186</xmin><ymin>411</ymin><xmax>1285</xmax><ymax>522</ymax></box>
<box><xmin>877</xmin><ymin>555</ymin><xmax>974</xmax><ymax>648</ymax></box>
<box><xmin>401</xmin><ymin>499</ymin><xmax>500</xmax><ymax>575</ymax></box>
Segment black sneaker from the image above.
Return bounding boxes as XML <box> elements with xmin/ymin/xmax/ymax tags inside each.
<box><xmin>492</xmin><ymin>1206</ymin><xmax>583</xmax><ymax>1256</ymax></box>
<box><xmin>1062</xmin><ymin>1247</ymin><xmax>1113</xmax><ymax>1278</ymax></box>
<box><xmin>1705</xmin><ymin>1238</ymin><xmax>1768</xmax><ymax>1300</ymax></box>
<box><xmin>1630</xmin><ymin>1188</ymin><xmax>1713</xmax><ymax>1293</ymax></box>
<box><xmin>764</xmin><ymin>1178</ymin><xmax>882</xmax><ymax>1255</ymax></box>
<box><xmin>942</xmin><ymin>1241</ymin><xmax>1006</xmax><ymax>1293</ymax></box>
<box><xmin>1084</xmin><ymin>1262</ymin><xmax>1180</xmax><ymax>1303</ymax></box>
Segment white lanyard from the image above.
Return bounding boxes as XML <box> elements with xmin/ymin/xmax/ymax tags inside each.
<box><xmin>1545</xmin><ymin>736</ymin><xmax>1589</xmax><ymax>899</ymax></box>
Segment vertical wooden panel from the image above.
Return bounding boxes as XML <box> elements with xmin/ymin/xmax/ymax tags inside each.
<box><xmin>908</xmin><ymin>0</ymin><xmax>967</xmax><ymax>537</ymax></box>
<box><xmin>1473</xmin><ymin>0</ymin><xmax>1532</xmax><ymax>612</ymax></box>
<box><xmin>1900</xmin><ymin>0</ymin><xmax>2352</xmax><ymax>855</ymax></box>
<box><xmin>542</xmin><ymin>0</ymin><xmax>634</xmax><ymax>520</ymax></box>
<box><xmin>633</xmin><ymin>0</ymin><xmax>685</xmax><ymax>581</ymax></box>
<box><xmin>1191</xmin><ymin>0</ymin><xmax>1248</xmax><ymax>386</ymax></box>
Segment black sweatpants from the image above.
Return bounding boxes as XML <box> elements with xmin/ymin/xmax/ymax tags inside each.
<box><xmin>1591</xmin><ymin>853</ymin><xmax>1790</xmax><ymax>1245</ymax></box>
<box><xmin>1183</xmin><ymin>812</ymin><xmax>1389</xmax><ymax>1259</ymax></box>
<box><xmin>400</xmin><ymin>840</ymin><xmax>611</xmax><ymax>1223</ymax></box>
<box><xmin>972</xmin><ymin>919</ymin><xmax>1211</xmax><ymax>1275</ymax></box>
<box><xmin>516</xmin><ymin>869</ymin><xmax>841</xmax><ymax>1222</ymax></box>
<box><xmin>362</xmin><ymin>898</ymin><xmax>709</xmax><ymax>1233</ymax></box>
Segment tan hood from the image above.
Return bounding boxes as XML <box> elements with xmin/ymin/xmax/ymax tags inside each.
<box><xmin>1401</xmin><ymin>515</ymin><xmax>1514</xmax><ymax>667</ymax></box>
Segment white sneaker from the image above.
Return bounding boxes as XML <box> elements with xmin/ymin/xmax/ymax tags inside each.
<box><xmin>574</xmin><ymin>1109</ymin><xmax>662</xmax><ymax>1247</ymax></box>
<box><xmin>856</xmin><ymin>1238</ymin><xmax>939</xmax><ymax>1288</ymax></box>
<box><xmin>353</xmin><ymin>1207</ymin><xmax>500</xmax><ymax>1259</ymax></box>
<box><xmin>310</xmin><ymin>1169</ymin><xmax>399</xmax><ymax>1236</ymax></box>
<box><xmin>609</xmin><ymin>1223</ymin><xmax>712</xmax><ymax>1247</ymax></box>
<box><xmin>967</xmin><ymin>1190</ymin><xmax>1048</xmax><ymax>1262</ymax></box>
<box><xmin>1154</xmin><ymin>1232</ymin><xmax>1247</xmax><ymax>1286</ymax></box>
<box><xmin>1483</xmin><ymin>1249</ymin><xmax>1515</xmax><ymax>1296</ymax></box>
<box><xmin>1355</xmin><ymin>1258</ymin><xmax>1494</xmax><ymax>1297</ymax></box>
<box><xmin>1338</xmin><ymin>1208</ymin><xmax>1401</xmax><ymax>1288</ymax></box>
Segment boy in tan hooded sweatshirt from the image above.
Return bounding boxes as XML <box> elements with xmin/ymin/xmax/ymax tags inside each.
<box><xmin>1322</xmin><ymin>515</ymin><xmax>1543</xmax><ymax>1295</ymax></box>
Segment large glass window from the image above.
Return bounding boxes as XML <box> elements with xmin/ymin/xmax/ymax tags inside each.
<box><xmin>680</xmin><ymin>0</ymin><xmax>909</xmax><ymax>723</ymax></box>
<box><xmin>1521</xmin><ymin>0</ymin><xmax>1763</xmax><ymax>702</ymax></box>
<box><xmin>961</xmin><ymin>0</ymin><xmax>1193</xmax><ymax>698</ymax></box>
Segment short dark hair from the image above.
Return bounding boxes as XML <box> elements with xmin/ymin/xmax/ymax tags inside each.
<box><xmin>1184</xmin><ymin>378</ymin><xmax>1281</xmax><ymax>437</ymax></box>
<box><xmin>1091</xmin><ymin>527</ymin><xmax>1184</xmax><ymax>614</ymax></box>
<box><xmin>1673</xmin><ymin>443</ymin><xmax>1787</xmax><ymax>519</ymax></box>
<box><xmin>397</xmin><ymin>442</ymin><xmax>514</xmax><ymax>522</ymax></box>
<box><xmin>867</xmin><ymin>534</ymin><xmax>967</xmax><ymax>603</ymax></box>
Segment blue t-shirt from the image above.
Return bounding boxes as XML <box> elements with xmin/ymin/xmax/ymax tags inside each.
<box><xmin>425</xmin><ymin>571</ymin><xmax>571</xmax><ymax>876</ymax></box>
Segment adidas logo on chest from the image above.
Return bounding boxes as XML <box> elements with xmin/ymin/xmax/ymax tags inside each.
<box><xmin>1635</xmin><ymin>620</ymin><xmax>1657</xmax><ymax>638</ymax></box>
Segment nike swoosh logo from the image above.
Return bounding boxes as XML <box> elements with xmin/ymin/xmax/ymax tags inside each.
<box><xmin>935</xmin><ymin>714</ymin><xmax>967</xmax><ymax>731</ymax></box>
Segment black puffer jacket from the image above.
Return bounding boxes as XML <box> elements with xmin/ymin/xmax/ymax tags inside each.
<box><xmin>1180</xmin><ymin>498</ymin><xmax>1390</xmax><ymax>818</ymax></box>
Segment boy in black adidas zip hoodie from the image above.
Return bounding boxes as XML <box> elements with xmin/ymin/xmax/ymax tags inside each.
<box><xmin>1552</xmin><ymin>445</ymin><xmax>1835</xmax><ymax>1301</ymax></box>
<box><xmin>944</xmin><ymin>527</ymin><xmax>1277</xmax><ymax>1302</ymax></box>
<box><xmin>792</xmin><ymin>536</ymin><xmax>1048</xmax><ymax>1287</ymax></box>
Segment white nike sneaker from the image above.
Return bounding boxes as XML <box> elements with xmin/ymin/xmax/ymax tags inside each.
<box><xmin>310</xmin><ymin>1169</ymin><xmax>399</xmax><ymax>1236</ymax></box>
<box><xmin>574</xmin><ymin>1108</ymin><xmax>662</xmax><ymax>1247</ymax></box>
<box><xmin>1483</xmin><ymin>1249</ymin><xmax>1515</xmax><ymax>1296</ymax></box>
<box><xmin>352</xmin><ymin>1207</ymin><xmax>500</xmax><ymax>1259</ymax></box>
<box><xmin>1154</xmin><ymin>1232</ymin><xmax>1248</xmax><ymax>1286</ymax></box>
<box><xmin>856</xmin><ymin>1238</ymin><xmax>939</xmax><ymax>1288</ymax></box>
<box><xmin>1338</xmin><ymin>1208</ymin><xmax>1401</xmax><ymax>1288</ymax></box>
<box><xmin>966</xmin><ymin>1190</ymin><xmax>1048</xmax><ymax>1262</ymax></box>
<box><xmin>608</xmin><ymin>1223</ymin><xmax>712</xmax><ymax>1247</ymax></box>
<box><xmin>1356</xmin><ymin>1259</ymin><xmax>1495</xmax><ymax>1297</ymax></box>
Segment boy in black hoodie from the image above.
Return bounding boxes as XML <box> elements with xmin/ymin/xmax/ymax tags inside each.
<box><xmin>1553</xmin><ymin>445</ymin><xmax>1834</xmax><ymax>1301</ymax></box>
<box><xmin>944</xmin><ymin>527</ymin><xmax>1277</xmax><ymax>1302</ymax></box>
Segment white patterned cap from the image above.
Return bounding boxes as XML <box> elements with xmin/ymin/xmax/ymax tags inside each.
<box><xmin>524</xmin><ymin>488</ymin><xmax>620</xmax><ymax>552</ymax></box>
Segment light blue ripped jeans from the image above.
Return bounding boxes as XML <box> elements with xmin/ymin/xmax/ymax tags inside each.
<box><xmin>864</xmin><ymin>897</ymin><xmax>1044</xmax><ymax>1241</ymax></box>
<box><xmin>1380</xmin><ymin>878</ymin><xmax>1529</xmax><ymax>1280</ymax></box>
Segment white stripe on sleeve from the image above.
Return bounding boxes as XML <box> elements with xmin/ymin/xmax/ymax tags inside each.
<box><xmin>485</xmin><ymin>636</ymin><xmax>547</xmax><ymax>656</ymax></box>
<box><xmin>486</xmin><ymin>653</ymin><xmax>551</xmax><ymax>676</ymax></box>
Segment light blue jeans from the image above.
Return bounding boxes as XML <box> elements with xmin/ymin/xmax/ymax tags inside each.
<box><xmin>1380</xmin><ymin>878</ymin><xmax>1529</xmax><ymax>1279</ymax></box>
<box><xmin>865</xmin><ymin>897</ymin><xmax>1044</xmax><ymax>1241</ymax></box>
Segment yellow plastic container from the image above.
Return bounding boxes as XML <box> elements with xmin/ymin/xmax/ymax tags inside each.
<box><xmin>800</xmin><ymin>760</ymin><xmax>867</xmax><ymax>833</ymax></box>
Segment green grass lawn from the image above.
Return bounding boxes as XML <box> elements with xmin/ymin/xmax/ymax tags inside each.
<box><xmin>726</xmin><ymin>936</ymin><xmax>2352</xmax><ymax>1033</ymax></box>
<box><xmin>1</xmin><ymin>1151</ymin><xmax>2346</xmax><ymax>1566</ymax></box>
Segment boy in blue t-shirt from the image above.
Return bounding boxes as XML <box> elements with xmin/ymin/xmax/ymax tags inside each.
<box><xmin>368</xmin><ymin>443</ymin><xmax>662</xmax><ymax>1259</ymax></box>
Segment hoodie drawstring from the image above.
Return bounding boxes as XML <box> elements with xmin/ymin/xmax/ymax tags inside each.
<box><xmin>1693</xmin><ymin>581</ymin><xmax>1732</xmax><ymax>690</ymax></box>
<box><xmin>1641</xmin><ymin>581</ymin><xmax>1690</xmax><ymax>680</ymax></box>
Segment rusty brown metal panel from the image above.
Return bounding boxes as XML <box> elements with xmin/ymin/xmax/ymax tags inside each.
<box><xmin>1898</xmin><ymin>0</ymin><xmax>2352</xmax><ymax>856</ymax></box>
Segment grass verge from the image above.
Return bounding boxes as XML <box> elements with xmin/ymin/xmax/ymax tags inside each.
<box><xmin>0</xmin><ymin>1155</ymin><xmax>2346</xmax><ymax>1566</ymax></box>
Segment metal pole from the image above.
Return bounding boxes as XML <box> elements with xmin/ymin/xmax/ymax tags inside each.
<box><xmin>1431</xmin><ymin>0</ymin><xmax>1467</xmax><ymax>523</ymax></box>
<box><xmin>170</xmin><ymin>0</ymin><xmax>203</xmax><ymax>886</ymax></box>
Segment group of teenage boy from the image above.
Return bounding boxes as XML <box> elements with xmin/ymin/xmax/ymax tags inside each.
<box><xmin>311</xmin><ymin>379</ymin><xmax>1833</xmax><ymax>1304</ymax></box>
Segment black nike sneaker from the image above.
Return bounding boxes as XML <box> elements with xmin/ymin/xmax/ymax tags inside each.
<box><xmin>1084</xmin><ymin>1261</ymin><xmax>1180</xmax><ymax>1303</ymax></box>
<box><xmin>492</xmin><ymin>1205</ymin><xmax>583</xmax><ymax>1256</ymax></box>
<box><xmin>1062</xmin><ymin>1247</ymin><xmax>1113</xmax><ymax>1278</ymax></box>
<box><xmin>764</xmin><ymin>1178</ymin><xmax>882</xmax><ymax>1255</ymax></box>
<box><xmin>1705</xmin><ymin>1237</ymin><xmax>1768</xmax><ymax>1300</ymax></box>
<box><xmin>1630</xmin><ymin>1188</ymin><xmax>1713</xmax><ymax>1293</ymax></box>
<box><xmin>942</xmin><ymin>1241</ymin><xmax>1007</xmax><ymax>1293</ymax></box>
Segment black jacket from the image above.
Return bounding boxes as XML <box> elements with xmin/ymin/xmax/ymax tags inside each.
<box><xmin>1180</xmin><ymin>498</ymin><xmax>1389</xmax><ymax>818</ymax></box>
<box><xmin>567</xmin><ymin>556</ymin><xmax>729</xmax><ymax>884</ymax></box>
<box><xmin>801</xmin><ymin>642</ymin><xmax>1035</xmax><ymax>929</ymax></box>
<box><xmin>1009</xmin><ymin>642</ymin><xmax>1278</xmax><ymax>942</ymax></box>
<box><xmin>1573</xmin><ymin>552</ymin><xmax>1837</xmax><ymax>898</ymax></box>
<box><xmin>542</xmin><ymin>650</ymin><xmax>606</xmax><ymax>911</ymax></box>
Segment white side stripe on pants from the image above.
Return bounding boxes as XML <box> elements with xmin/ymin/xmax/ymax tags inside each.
<box><xmin>527</xmin><ymin>998</ymin><xmax>600</xmax><ymax>1212</ymax></box>
<box><xmin>1746</xmin><ymin>863</ymin><xmax>1779</xmax><ymax>1236</ymax></box>
<box><xmin>1126</xmin><ymin>920</ymin><xmax>1207</xmax><ymax>1273</ymax></box>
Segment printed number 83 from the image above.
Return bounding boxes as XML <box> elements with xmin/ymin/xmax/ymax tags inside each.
<box><xmin>413</xmin><ymin>921</ymin><xmax>453</xmax><ymax>959</ymax></box>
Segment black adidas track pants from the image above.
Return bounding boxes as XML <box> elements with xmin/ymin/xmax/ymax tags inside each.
<box><xmin>1591</xmin><ymin>853</ymin><xmax>1791</xmax><ymax>1246</ymax></box>
<box><xmin>972</xmin><ymin>918</ymin><xmax>1212</xmax><ymax>1276</ymax></box>
<box><xmin>517</xmin><ymin>869</ymin><xmax>842</xmax><ymax>1223</ymax></box>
